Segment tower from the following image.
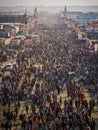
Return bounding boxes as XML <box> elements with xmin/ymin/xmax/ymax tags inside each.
<box><xmin>33</xmin><ymin>7</ymin><xmax>38</xmax><ymax>26</ymax></box>
<box><xmin>34</xmin><ymin>7</ymin><xmax>38</xmax><ymax>19</ymax></box>
<box><xmin>64</xmin><ymin>5</ymin><xmax>67</xmax><ymax>17</ymax></box>
<box><xmin>24</xmin><ymin>9</ymin><xmax>28</xmax><ymax>25</ymax></box>
<box><xmin>23</xmin><ymin>9</ymin><xmax>29</xmax><ymax>36</ymax></box>
<box><xmin>64</xmin><ymin>5</ymin><xmax>67</xmax><ymax>13</ymax></box>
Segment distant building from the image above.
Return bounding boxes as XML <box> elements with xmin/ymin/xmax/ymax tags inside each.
<box><xmin>0</xmin><ymin>13</ymin><xmax>24</xmax><ymax>23</ymax></box>
<box><xmin>64</xmin><ymin>5</ymin><xmax>67</xmax><ymax>18</ymax></box>
<box><xmin>64</xmin><ymin>6</ymin><xmax>67</xmax><ymax>13</ymax></box>
<box><xmin>87</xmin><ymin>21</ymin><xmax>98</xmax><ymax>31</ymax></box>
<box><xmin>33</xmin><ymin>7</ymin><xmax>38</xmax><ymax>26</ymax></box>
<box><xmin>76</xmin><ymin>12</ymin><xmax>98</xmax><ymax>23</ymax></box>
<box><xmin>34</xmin><ymin>7</ymin><xmax>38</xmax><ymax>19</ymax></box>
<box><xmin>24</xmin><ymin>9</ymin><xmax>28</xmax><ymax>25</ymax></box>
<box><xmin>66</xmin><ymin>12</ymin><xmax>82</xmax><ymax>20</ymax></box>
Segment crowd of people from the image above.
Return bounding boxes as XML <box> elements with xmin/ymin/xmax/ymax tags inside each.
<box><xmin>0</xmin><ymin>15</ymin><xmax>98</xmax><ymax>130</ymax></box>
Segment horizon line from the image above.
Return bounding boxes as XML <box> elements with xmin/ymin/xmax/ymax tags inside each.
<box><xmin>0</xmin><ymin>5</ymin><xmax>98</xmax><ymax>7</ymax></box>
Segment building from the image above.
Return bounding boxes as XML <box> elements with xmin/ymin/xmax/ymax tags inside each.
<box><xmin>87</xmin><ymin>21</ymin><xmax>98</xmax><ymax>31</ymax></box>
<box><xmin>0</xmin><ymin>12</ymin><xmax>24</xmax><ymax>23</ymax></box>
<box><xmin>0</xmin><ymin>25</ymin><xmax>15</xmax><ymax>38</ymax></box>
<box><xmin>86</xmin><ymin>30</ymin><xmax>98</xmax><ymax>40</ymax></box>
<box><xmin>24</xmin><ymin>9</ymin><xmax>28</xmax><ymax>25</ymax></box>
<box><xmin>76</xmin><ymin>12</ymin><xmax>98</xmax><ymax>23</ymax></box>
<box><xmin>33</xmin><ymin>7</ymin><xmax>38</xmax><ymax>26</ymax></box>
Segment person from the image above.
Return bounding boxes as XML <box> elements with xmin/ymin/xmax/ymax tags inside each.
<box><xmin>25</xmin><ymin>104</ymin><xmax>29</xmax><ymax>114</ymax></box>
<box><xmin>91</xmin><ymin>117</ymin><xmax>96</xmax><ymax>130</ymax></box>
<box><xmin>4</xmin><ymin>121</ymin><xmax>9</xmax><ymax>130</ymax></box>
<box><xmin>8</xmin><ymin>121</ymin><xmax>12</xmax><ymax>130</ymax></box>
<box><xmin>15</xmin><ymin>106</ymin><xmax>18</xmax><ymax>116</ymax></box>
<box><xmin>97</xmin><ymin>96</ymin><xmax>98</xmax><ymax>104</ymax></box>
<box><xmin>13</xmin><ymin>113</ymin><xmax>17</xmax><ymax>124</ymax></box>
<box><xmin>60</xmin><ymin>96</ymin><xmax>62</xmax><ymax>105</ymax></box>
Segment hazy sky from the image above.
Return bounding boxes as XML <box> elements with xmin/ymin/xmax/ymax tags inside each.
<box><xmin>0</xmin><ymin>0</ymin><xmax>97</xmax><ymax>7</ymax></box>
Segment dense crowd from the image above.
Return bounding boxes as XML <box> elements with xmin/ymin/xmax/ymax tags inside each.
<box><xmin>0</xmin><ymin>19</ymin><xmax>98</xmax><ymax>130</ymax></box>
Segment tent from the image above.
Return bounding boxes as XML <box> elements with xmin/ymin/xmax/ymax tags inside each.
<box><xmin>5</xmin><ymin>38</ymin><xmax>12</xmax><ymax>45</ymax></box>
